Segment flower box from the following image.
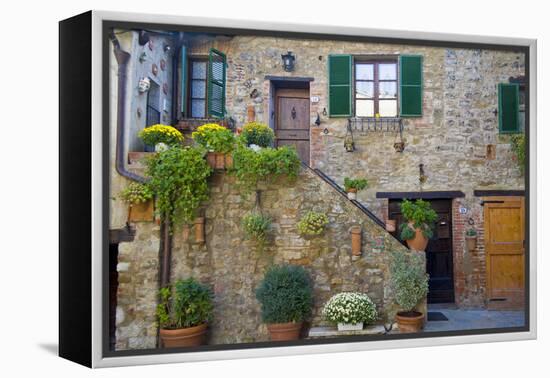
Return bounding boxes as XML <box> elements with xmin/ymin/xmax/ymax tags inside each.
<box><xmin>128</xmin><ymin>200</ymin><xmax>154</xmax><ymax>222</ymax></box>
<box><xmin>206</xmin><ymin>152</ymin><xmax>233</xmax><ymax>170</ymax></box>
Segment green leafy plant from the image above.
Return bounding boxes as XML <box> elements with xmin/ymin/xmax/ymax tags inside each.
<box><xmin>231</xmin><ymin>145</ymin><xmax>301</xmax><ymax>195</ymax></box>
<box><xmin>156</xmin><ymin>278</ymin><xmax>214</xmax><ymax>329</ymax></box>
<box><xmin>192</xmin><ymin>123</ymin><xmax>236</xmax><ymax>154</ymax></box>
<box><xmin>240</xmin><ymin>122</ymin><xmax>275</xmax><ymax>147</ymax></box>
<box><xmin>138</xmin><ymin>124</ymin><xmax>184</xmax><ymax>147</ymax></box>
<box><xmin>242</xmin><ymin>212</ymin><xmax>271</xmax><ymax>246</ymax></box>
<box><xmin>466</xmin><ymin>228</ymin><xmax>477</xmax><ymax>237</ymax></box>
<box><xmin>146</xmin><ymin>146</ymin><xmax>212</xmax><ymax>228</ymax></box>
<box><xmin>118</xmin><ymin>182</ymin><xmax>154</xmax><ymax>204</ymax></box>
<box><xmin>343</xmin><ymin>177</ymin><xmax>368</xmax><ymax>192</ymax></box>
<box><xmin>399</xmin><ymin>199</ymin><xmax>438</xmax><ymax>240</ymax></box>
<box><xmin>296</xmin><ymin>211</ymin><xmax>329</xmax><ymax>236</ymax></box>
<box><xmin>322</xmin><ymin>292</ymin><xmax>378</xmax><ymax>326</ymax></box>
<box><xmin>255</xmin><ymin>264</ymin><xmax>313</xmax><ymax>324</ymax></box>
<box><xmin>389</xmin><ymin>251</ymin><xmax>429</xmax><ymax>313</ymax></box>
<box><xmin>510</xmin><ymin>134</ymin><xmax>525</xmax><ymax>175</ymax></box>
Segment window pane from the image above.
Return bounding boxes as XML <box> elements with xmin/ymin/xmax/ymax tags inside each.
<box><xmin>191</xmin><ymin>99</ymin><xmax>206</xmax><ymax>118</ymax></box>
<box><xmin>355</xmin><ymin>64</ymin><xmax>374</xmax><ymax>80</ymax></box>
<box><xmin>356</xmin><ymin>81</ymin><xmax>374</xmax><ymax>99</ymax></box>
<box><xmin>191</xmin><ymin>80</ymin><xmax>206</xmax><ymax>99</ymax></box>
<box><xmin>356</xmin><ymin>100</ymin><xmax>374</xmax><ymax>117</ymax></box>
<box><xmin>379</xmin><ymin>63</ymin><xmax>397</xmax><ymax>80</ymax></box>
<box><xmin>379</xmin><ymin>100</ymin><xmax>397</xmax><ymax>117</ymax></box>
<box><xmin>191</xmin><ymin>61</ymin><xmax>207</xmax><ymax>79</ymax></box>
<box><xmin>379</xmin><ymin>82</ymin><xmax>397</xmax><ymax>98</ymax></box>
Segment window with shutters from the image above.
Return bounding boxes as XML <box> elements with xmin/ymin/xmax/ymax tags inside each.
<box><xmin>354</xmin><ymin>60</ymin><xmax>398</xmax><ymax>117</ymax></box>
<box><xmin>187</xmin><ymin>58</ymin><xmax>208</xmax><ymax>118</ymax></box>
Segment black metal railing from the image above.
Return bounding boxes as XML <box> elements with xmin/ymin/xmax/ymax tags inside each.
<box><xmin>348</xmin><ymin>117</ymin><xmax>403</xmax><ymax>134</ymax></box>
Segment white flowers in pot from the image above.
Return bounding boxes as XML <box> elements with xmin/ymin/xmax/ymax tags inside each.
<box><xmin>322</xmin><ymin>292</ymin><xmax>378</xmax><ymax>331</ymax></box>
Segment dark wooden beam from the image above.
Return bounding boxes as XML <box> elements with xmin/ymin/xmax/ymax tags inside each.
<box><xmin>474</xmin><ymin>189</ymin><xmax>525</xmax><ymax>197</ymax></box>
<box><xmin>376</xmin><ymin>191</ymin><xmax>465</xmax><ymax>199</ymax></box>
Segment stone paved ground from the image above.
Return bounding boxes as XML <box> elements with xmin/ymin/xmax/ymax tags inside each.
<box><xmin>423</xmin><ymin>303</ymin><xmax>525</xmax><ymax>332</ymax></box>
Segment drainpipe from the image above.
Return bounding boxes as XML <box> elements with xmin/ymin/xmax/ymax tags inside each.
<box><xmin>108</xmin><ymin>31</ymin><xmax>146</xmax><ymax>183</ymax></box>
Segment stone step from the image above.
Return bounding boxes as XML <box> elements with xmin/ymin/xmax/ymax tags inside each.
<box><xmin>308</xmin><ymin>324</ymin><xmax>387</xmax><ymax>339</ymax></box>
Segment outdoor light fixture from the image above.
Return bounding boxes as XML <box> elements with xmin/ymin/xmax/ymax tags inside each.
<box><xmin>281</xmin><ymin>51</ymin><xmax>296</xmax><ymax>72</ymax></box>
<box><xmin>315</xmin><ymin>113</ymin><xmax>321</xmax><ymax>126</ymax></box>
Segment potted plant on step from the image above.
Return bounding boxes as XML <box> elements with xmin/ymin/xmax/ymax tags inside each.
<box><xmin>192</xmin><ymin>123</ymin><xmax>236</xmax><ymax>169</ymax></box>
<box><xmin>239</xmin><ymin>122</ymin><xmax>275</xmax><ymax>148</ymax></box>
<box><xmin>255</xmin><ymin>264</ymin><xmax>313</xmax><ymax>341</ymax></box>
<box><xmin>465</xmin><ymin>228</ymin><xmax>477</xmax><ymax>252</ymax></box>
<box><xmin>297</xmin><ymin>211</ymin><xmax>329</xmax><ymax>238</ymax></box>
<box><xmin>119</xmin><ymin>182</ymin><xmax>154</xmax><ymax>222</ymax></box>
<box><xmin>138</xmin><ymin>124</ymin><xmax>184</xmax><ymax>152</ymax></box>
<box><xmin>157</xmin><ymin>278</ymin><xmax>214</xmax><ymax>348</ymax></box>
<box><xmin>399</xmin><ymin>199</ymin><xmax>438</xmax><ymax>251</ymax></box>
<box><xmin>343</xmin><ymin>177</ymin><xmax>368</xmax><ymax>200</ymax></box>
<box><xmin>322</xmin><ymin>292</ymin><xmax>378</xmax><ymax>331</ymax></box>
<box><xmin>390</xmin><ymin>251</ymin><xmax>429</xmax><ymax>333</ymax></box>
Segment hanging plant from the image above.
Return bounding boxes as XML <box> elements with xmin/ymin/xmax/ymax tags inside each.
<box><xmin>297</xmin><ymin>211</ymin><xmax>329</xmax><ymax>237</ymax></box>
<box><xmin>242</xmin><ymin>212</ymin><xmax>272</xmax><ymax>248</ymax></box>
<box><xmin>510</xmin><ymin>134</ymin><xmax>525</xmax><ymax>175</ymax></box>
<box><xmin>146</xmin><ymin>146</ymin><xmax>212</xmax><ymax>229</ymax></box>
<box><xmin>118</xmin><ymin>182</ymin><xmax>154</xmax><ymax>205</ymax></box>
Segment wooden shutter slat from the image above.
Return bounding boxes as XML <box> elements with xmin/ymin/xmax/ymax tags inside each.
<box><xmin>328</xmin><ymin>55</ymin><xmax>352</xmax><ymax>117</ymax></box>
<box><xmin>498</xmin><ymin>83</ymin><xmax>520</xmax><ymax>134</ymax></box>
<box><xmin>399</xmin><ymin>55</ymin><xmax>423</xmax><ymax>117</ymax></box>
<box><xmin>208</xmin><ymin>48</ymin><xmax>226</xmax><ymax>118</ymax></box>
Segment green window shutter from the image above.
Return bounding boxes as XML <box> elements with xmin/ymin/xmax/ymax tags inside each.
<box><xmin>208</xmin><ymin>48</ymin><xmax>226</xmax><ymax>118</ymax></box>
<box><xmin>399</xmin><ymin>55</ymin><xmax>423</xmax><ymax>117</ymax></box>
<box><xmin>498</xmin><ymin>83</ymin><xmax>520</xmax><ymax>133</ymax></box>
<box><xmin>328</xmin><ymin>55</ymin><xmax>352</xmax><ymax>117</ymax></box>
<box><xmin>180</xmin><ymin>45</ymin><xmax>187</xmax><ymax>117</ymax></box>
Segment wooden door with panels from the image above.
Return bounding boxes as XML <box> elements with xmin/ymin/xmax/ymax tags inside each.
<box><xmin>483</xmin><ymin>196</ymin><xmax>525</xmax><ymax>309</ymax></box>
<box><xmin>275</xmin><ymin>88</ymin><xmax>310</xmax><ymax>165</ymax></box>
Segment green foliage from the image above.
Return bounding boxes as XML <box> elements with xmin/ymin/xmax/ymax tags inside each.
<box><xmin>399</xmin><ymin>199</ymin><xmax>437</xmax><ymax>239</ymax></box>
<box><xmin>118</xmin><ymin>182</ymin><xmax>153</xmax><ymax>204</ymax></box>
<box><xmin>466</xmin><ymin>228</ymin><xmax>477</xmax><ymax>237</ymax></box>
<box><xmin>230</xmin><ymin>145</ymin><xmax>301</xmax><ymax>195</ymax></box>
<box><xmin>240</xmin><ymin>122</ymin><xmax>275</xmax><ymax>147</ymax></box>
<box><xmin>296</xmin><ymin>211</ymin><xmax>329</xmax><ymax>236</ymax></box>
<box><xmin>138</xmin><ymin>124</ymin><xmax>184</xmax><ymax>147</ymax></box>
<box><xmin>242</xmin><ymin>212</ymin><xmax>271</xmax><ymax>246</ymax></box>
<box><xmin>390</xmin><ymin>251</ymin><xmax>429</xmax><ymax>312</ymax></box>
<box><xmin>322</xmin><ymin>292</ymin><xmax>378</xmax><ymax>325</ymax></box>
<box><xmin>510</xmin><ymin>134</ymin><xmax>526</xmax><ymax>175</ymax></box>
<box><xmin>255</xmin><ymin>265</ymin><xmax>313</xmax><ymax>324</ymax></box>
<box><xmin>156</xmin><ymin>278</ymin><xmax>214</xmax><ymax>329</ymax></box>
<box><xmin>343</xmin><ymin>177</ymin><xmax>368</xmax><ymax>192</ymax></box>
<box><xmin>192</xmin><ymin>123</ymin><xmax>236</xmax><ymax>154</ymax></box>
<box><xmin>146</xmin><ymin>146</ymin><xmax>212</xmax><ymax>228</ymax></box>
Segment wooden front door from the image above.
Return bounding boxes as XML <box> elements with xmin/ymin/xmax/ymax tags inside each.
<box><xmin>275</xmin><ymin>88</ymin><xmax>310</xmax><ymax>164</ymax></box>
<box><xmin>484</xmin><ymin>196</ymin><xmax>525</xmax><ymax>309</ymax></box>
<box><xmin>389</xmin><ymin>199</ymin><xmax>454</xmax><ymax>303</ymax></box>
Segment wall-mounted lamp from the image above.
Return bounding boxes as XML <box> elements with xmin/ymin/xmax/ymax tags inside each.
<box><xmin>281</xmin><ymin>51</ymin><xmax>296</xmax><ymax>72</ymax></box>
<box><xmin>315</xmin><ymin>113</ymin><xmax>321</xmax><ymax>126</ymax></box>
<box><xmin>138</xmin><ymin>30</ymin><xmax>150</xmax><ymax>45</ymax></box>
<box><xmin>322</xmin><ymin>107</ymin><xmax>328</xmax><ymax>116</ymax></box>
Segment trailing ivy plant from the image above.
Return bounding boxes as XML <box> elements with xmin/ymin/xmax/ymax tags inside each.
<box><xmin>242</xmin><ymin>212</ymin><xmax>271</xmax><ymax>247</ymax></box>
<box><xmin>389</xmin><ymin>251</ymin><xmax>429</xmax><ymax>313</ymax></box>
<box><xmin>230</xmin><ymin>145</ymin><xmax>301</xmax><ymax>195</ymax></box>
<box><xmin>510</xmin><ymin>134</ymin><xmax>525</xmax><ymax>175</ymax></box>
<box><xmin>399</xmin><ymin>199</ymin><xmax>437</xmax><ymax>240</ymax></box>
<box><xmin>146</xmin><ymin>146</ymin><xmax>212</xmax><ymax>229</ymax></box>
<box><xmin>118</xmin><ymin>182</ymin><xmax>154</xmax><ymax>205</ymax></box>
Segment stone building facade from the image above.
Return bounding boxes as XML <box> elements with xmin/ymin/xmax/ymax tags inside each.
<box><xmin>109</xmin><ymin>28</ymin><xmax>525</xmax><ymax>350</ymax></box>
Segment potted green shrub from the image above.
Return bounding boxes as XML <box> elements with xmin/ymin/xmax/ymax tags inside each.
<box><xmin>255</xmin><ymin>265</ymin><xmax>313</xmax><ymax>341</ymax></box>
<box><xmin>240</xmin><ymin>122</ymin><xmax>275</xmax><ymax>148</ymax></box>
<box><xmin>465</xmin><ymin>228</ymin><xmax>477</xmax><ymax>252</ymax></box>
<box><xmin>156</xmin><ymin>278</ymin><xmax>214</xmax><ymax>347</ymax></box>
<box><xmin>390</xmin><ymin>251</ymin><xmax>429</xmax><ymax>333</ymax></box>
<box><xmin>399</xmin><ymin>199</ymin><xmax>438</xmax><ymax>251</ymax></box>
<box><xmin>343</xmin><ymin>178</ymin><xmax>368</xmax><ymax>200</ymax></box>
<box><xmin>297</xmin><ymin>211</ymin><xmax>329</xmax><ymax>237</ymax></box>
<box><xmin>192</xmin><ymin>123</ymin><xmax>236</xmax><ymax>169</ymax></box>
<box><xmin>322</xmin><ymin>292</ymin><xmax>378</xmax><ymax>331</ymax></box>
<box><xmin>138</xmin><ymin>124</ymin><xmax>184</xmax><ymax>152</ymax></box>
<box><xmin>242</xmin><ymin>212</ymin><xmax>271</xmax><ymax>250</ymax></box>
<box><xmin>118</xmin><ymin>182</ymin><xmax>154</xmax><ymax>222</ymax></box>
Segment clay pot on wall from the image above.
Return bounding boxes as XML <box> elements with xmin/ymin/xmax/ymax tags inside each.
<box><xmin>194</xmin><ymin>217</ymin><xmax>205</xmax><ymax>244</ymax></box>
<box><xmin>159</xmin><ymin>323</ymin><xmax>208</xmax><ymax>348</ymax></box>
<box><xmin>465</xmin><ymin>235</ymin><xmax>477</xmax><ymax>252</ymax></box>
<box><xmin>346</xmin><ymin>188</ymin><xmax>357</xmax><ymax>200</ymax></box>
<box><xmin>405</xmin><ymin>223</ymin><xmax>429</xmax><ymax>252</ymax></box>
<box><xmin>385</xmin><ymin>219</ymin><xmax>396</xmax><ymax>233</ymax></box>
<box><xmin>350</xmin><ymin>226</ymin><xmax>362</xmax><ymax>258</ymax></box>
<box><xmin>128</xmin><ymin>200</ymin><xmax>154</xmax><ymax>222</ymax></box>
<box><xmin>395</xmin><ymin>311</ymin><xmax>424</xmax><ymax>333</ymax></box>
<box><xmin>206</xmin><ymin>152</ymin><xmax>233</xmax><ymax>170</ymax></box>
<box><xmin>266</xmin><ymin>322</ymin><xmax>303</xmax><ymax>341</ymax></box>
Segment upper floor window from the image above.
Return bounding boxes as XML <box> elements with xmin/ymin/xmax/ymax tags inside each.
<box><xmin>188</xmin><ymin>58</ymin><xmax>208</xmax><ymax>118</ymax></box>
<box><xmin>354</xmin><ymin>60</ymin><xmax>398</xmax><ymax>117</ymax></box>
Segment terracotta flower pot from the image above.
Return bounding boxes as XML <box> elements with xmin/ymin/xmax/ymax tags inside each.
<box><xmin>159</xmin><ymin>323</ymin><xmax>208</xmax><ymax>348</ymax></box>
<box><xmin>206</xmin><ymin>152</ymin><xmax>232</xmax><ymax>170</ymax></box>
<box><xmin>128</xmin><ymin>200</ymin><xmax>154</xmax><ymax>222</ymax></box>
<box><xmin>266</xmin><ymin>322</ymin><xmax>303</xmax><ymax>341</ymax></box>
<box><xmin>350</xmin><ymin>226</ymin><xmax>362</xmax><ymax>257</ymax></box>
<box><xmin>347</xmin><ymin>188</ymin><xmax>357</xmax><ymax>200</ymax></box>
<box><xmin>395</xmin><ymin>311</ymin><xmax>424</xmax><ymax>333</ymax></box>
<box><xmin>465</xmin><ymin>236</ymin><xmax>477</xmax><ymax>252</ymax></box>
<box><xmin>405</xmin><ymin>223</ymin><xmax>429</xmax><ymax>251</ymax></box>
<box><xmin>385</xmin><ymin>219</ymin><xmax>396</xmax><ymax>233</ymax></box>
<box><xmin>194</xmin><ymin>217</ymin><xmax>205</xmax><ymax>244</ymax></box>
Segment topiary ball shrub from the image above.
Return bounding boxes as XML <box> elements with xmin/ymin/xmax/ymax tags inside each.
<box><xmin>322</xmin><ymin>292</ymin><xmax>378</xmax><ymax>326</ymax></box>
<box><xmin>240</xmin><ymin>122</ymin><xmax>275</xmax><ymax>147</ymax></box>
<box><xmin>255</xmin><ymin>264</ymin><xmax>313</xmax><ymax>324</ymax></box>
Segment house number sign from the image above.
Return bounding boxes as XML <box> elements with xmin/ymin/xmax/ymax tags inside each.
<box><xmin>310</xmin><ymin>96</ymin><xmax>320</xmax><ymax>103</ymax></box>
<box><xmin>459</xmin><ymin>206</ymin><xmax>468</xmax><ymax>214</ymax></box>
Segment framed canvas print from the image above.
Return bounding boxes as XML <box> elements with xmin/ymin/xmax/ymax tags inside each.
<box><xmin>59</xmin><ymin>10</ymin><xmax>537</xmax><ymax>368</ymax></box>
